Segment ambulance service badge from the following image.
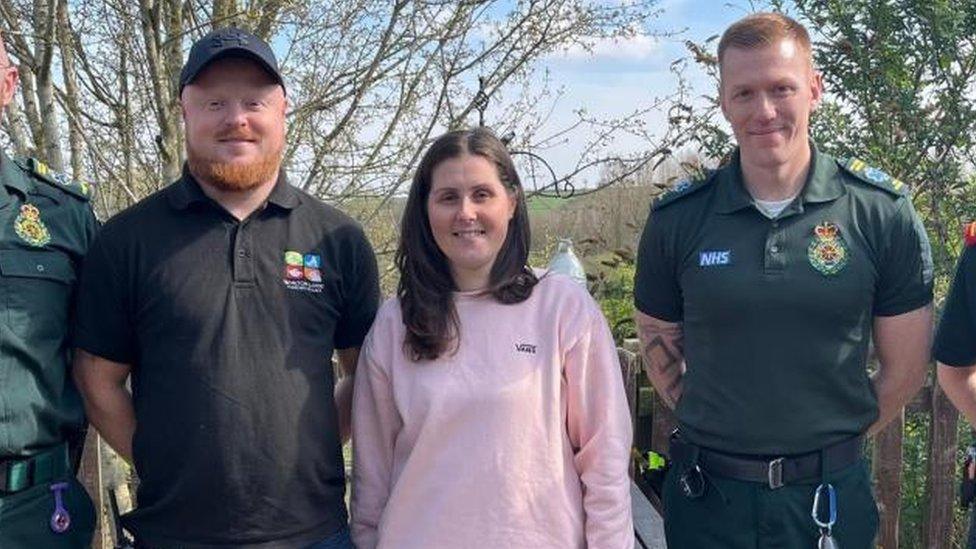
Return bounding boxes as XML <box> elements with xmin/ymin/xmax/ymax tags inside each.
<box><xmin>807</xmin><ymin>221</ymin><xmax>848</xmax><ymax>276</ymax></box>
<box><xmin>14</xmin><ymin>203</ymin><xmax>51</xmax><ymax>247</ymax></box>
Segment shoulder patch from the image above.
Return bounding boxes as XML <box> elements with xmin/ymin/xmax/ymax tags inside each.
<box><xmin>18</xmin><ymin>157</ymin><xmax>93</xmax><ymax>201</ymax></box>
<box><xmin>652</xmin><ymin>175</ymin><xmax>712</xmax><ymax>210</ymax></box>
<box><xmin>964</xmin><ymin>222</ymin><xmax>976</xmax><ymax>248</ymax></box>
<box><xmin>839</xmin><ymin>158</ymin><xmax>906</xmax><ymax>196</ymax></box>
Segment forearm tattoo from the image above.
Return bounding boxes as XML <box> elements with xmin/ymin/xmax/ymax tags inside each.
<box><xmin>636</xmin><ymin>314</ymin><xmax>685</xmax><ymax>409</ymax></box>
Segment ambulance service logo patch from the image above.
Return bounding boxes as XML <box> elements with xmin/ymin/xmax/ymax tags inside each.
<box><xmin>283</xmin><ymin>250</ymin><xmax>324</xmax><ymax>293</ymax></box>
<box><xmin>14</xmin><ymin>204</ymin><xmax>51</xmax><ymax>247</ymax></box>
<box><xmin>807</xmin><ymin>222</ymin><xmax>848</xmax><ymax>276</ymax></box>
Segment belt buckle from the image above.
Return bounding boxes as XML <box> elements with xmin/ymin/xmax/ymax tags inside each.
<box><xmin>768</xmin><ymin>457</ymin><xmax>784</xmax><ymax>489</ymax></box>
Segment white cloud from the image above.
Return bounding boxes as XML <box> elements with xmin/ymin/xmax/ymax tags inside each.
<box><xmin>551</xmin><ymin>33</ymin><xmax>662</xmax><ymax>62</ymax></box>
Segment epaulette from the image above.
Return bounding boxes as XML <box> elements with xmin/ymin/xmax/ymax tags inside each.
<box><xmin>839</xmin><ymin>158</ymin><xmax>906</xmax><ymax>196</ymax></box>
<box><xmin>652</xmin><ymin>174</ymin><xmax>713</xmax><ymax>210</ymax></box>
<box><xmin>17</xmin><ymin>157</ymin><xmax>93</xmax><ymax>201</ymax></box>
<box><xmin>964</xmin><ymin>221</ymin><xmax>976</xmax><ymax>247</ymax></box>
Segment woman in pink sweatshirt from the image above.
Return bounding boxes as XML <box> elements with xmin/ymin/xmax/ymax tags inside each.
<box><xmin>351</xmin><ymin>128</ymin><xmax>634</xmax><ymax>549</ymax></box>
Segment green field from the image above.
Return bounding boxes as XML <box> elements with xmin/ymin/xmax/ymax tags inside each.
<box><xmin>526</xmin><ymin>195</ymin><xmax>571</xmax><ymax>213</ymax></box>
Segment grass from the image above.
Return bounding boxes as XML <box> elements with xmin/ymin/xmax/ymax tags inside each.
<box><xmin>526</xmin><ymin>195</ymin><xmax>571</xmax><ymax>213</ymax></box>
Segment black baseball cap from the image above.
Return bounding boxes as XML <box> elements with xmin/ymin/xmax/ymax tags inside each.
<box><xmin>179</xmin><ymin>27</ymin><xmax>284</xmax><ymax>94</ymax></box>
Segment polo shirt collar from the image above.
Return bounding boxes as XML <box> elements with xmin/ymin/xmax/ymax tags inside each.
<box><xmin>168</xmin><ymin>165</ymin><xmax>302</xmax><ymax>211</ymax></box>
<box><xmin>265</xmin><ymin>171</ymin><xmax>301</xmax><ymax>209</ymax></box>
<box><xmin>167</xmin><ymin>166</ymin><xmax>209</xmax><ymax>210</ymax></box>
<box><xmin>714</xmin><ymin>150</ymin><xmax>753</xmax><ymax>214</ymax></box>
<box><xmin>799</xmin><ymin>144</ymin><xmax>845</xmax><ymax>204</ymax></box>
<box><xmin>714</xmin><ymin>143</ymin><xmax>844</xmax><ymax>214</ymax></box>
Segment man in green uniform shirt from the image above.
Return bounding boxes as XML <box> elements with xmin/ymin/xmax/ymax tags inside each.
<box><xmin>634</xmin><ymin>13</ymin><xmax>933</xmax><ymax>548</ymax></box>
<box><xmin>0</xmin><ymin>29</ymin><xmax>99</xmax><ymax>548</ymax></box>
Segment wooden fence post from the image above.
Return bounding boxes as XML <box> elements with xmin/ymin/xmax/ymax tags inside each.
<box><xmin>926</xmin><ymin>381</ymin><xmax>959</xmax><ymax>548</ymax></box>
<box><xmin>78</xmin><ymin>429</ymin><xmax>105</xmax><ymax>549</ymax></box>
<box><xmin>618</xmin><ymin>348</ymin><xmax>640</xmax><ymax>439</ymax></box>
<box><xmin>873</xmin><ymin>410</ymin><xmax>903</xmax><ymax>549</ymax></box>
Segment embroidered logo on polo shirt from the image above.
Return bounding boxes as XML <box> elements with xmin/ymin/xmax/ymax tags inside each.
<box><xmin>283</xmin><ymin>250</ymin><xmax>324</xmax><ymax>293</ymax></box>
<box><xmin>807</xmin><ymin>222</ymin><xmax>849</xmax><ymax>276</ymax></box>
<box><xmin>699</xmin><ymin>250</ymin><xmax>732</xmax><ymax>267</ymax></box>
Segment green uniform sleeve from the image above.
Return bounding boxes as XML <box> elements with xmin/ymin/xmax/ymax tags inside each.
<box><xmin>873</xmin><ymin>199</ymin><xmax>934</xmax><ymax>316</ymax></box>
<box><xmin>934</xmin><ymin>246</ymin><xmax>976</xmax><ymax>367</ymax></box>
<box><xmin>634</xmin><ymin>209</ymin><xmax>682</xmax><ymax>322</ymax></box>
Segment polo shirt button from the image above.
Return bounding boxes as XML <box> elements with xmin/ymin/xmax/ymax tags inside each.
<box><xmin>770</xmin><ymin>245</ymin><xmax>779</xmax><ymax>254</ymax></box>
<box><xmin>238</xmin><ymin>250</ymin><xmax>246</xmax><ymax>258</ymax></box>
<box><xmin>36</xmin><ymin>264</ymin><xmax>45</xmax><ymax>272</ymax></box>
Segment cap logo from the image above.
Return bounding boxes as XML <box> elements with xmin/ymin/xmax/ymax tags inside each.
<box><xmin>211</xmin><ymin>31</ymin><xmax>250</xmax><ymax>49</ymax></box>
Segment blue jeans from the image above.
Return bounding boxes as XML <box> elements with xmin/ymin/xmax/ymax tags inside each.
<box><xmin>305</xmin><ymin>527</ymin><xmax>352</xmax><ymax>549</ymax></box>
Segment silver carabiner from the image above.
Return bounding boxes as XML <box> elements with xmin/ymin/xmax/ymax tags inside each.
<box><xmin>811</xmin><ymin>483</ymin><xmax>837</xmax><ymax>528</ymax></box>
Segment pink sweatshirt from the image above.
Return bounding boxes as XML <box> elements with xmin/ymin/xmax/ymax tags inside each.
<box><xmin>351</xmin><ymin>273</ymin><xmax>634</xmax><ymax>549</ymax></box>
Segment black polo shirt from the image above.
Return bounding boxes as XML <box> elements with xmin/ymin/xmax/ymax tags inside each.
<box><xmin>935</xmin><ymin>243</ymin><xmax>976</xmax><ymax>367</ymax></box>
<box><xmin>74</xmin><ymin>170</ymin><xmax>379</xmax><ymax>548</ymax></box>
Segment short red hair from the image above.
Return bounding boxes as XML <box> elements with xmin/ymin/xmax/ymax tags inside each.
<box><xmin>718</xmin><ymin>12</ymin><xmax>812</xmax><ymax>69</ymax></box>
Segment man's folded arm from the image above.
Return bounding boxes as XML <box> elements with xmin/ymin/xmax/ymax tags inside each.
<box><xmin>634</xmin><ymin>310</ymin><xmax>685</xmax><ymax>410</ymax></box>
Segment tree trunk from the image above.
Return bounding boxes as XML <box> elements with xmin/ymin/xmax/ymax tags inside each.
<box><xmin>211</xmin><ymin>0</ymin><xmax>238</xmax><ymax>29</ymax></box>
<box><xmin>33</xmin><ymin>0</ymin><xmax>64</xmax><ymax>169</ymax></box>
<box><xmin>138</xmin><ymin>0</ymin><xmax>183</xmax><ymax>184</ymax></box>
<box><xmin>56</xmin><ymin>0</ymin><xmax>82</xmax><ymax>179</ymax></box>
<box><xmin>2</xmin><ymin>99</ymin><xmax>30</xmax><ymax>157</ymax></box>
<box><xmin>16</xmin><ymin>64</ymin><xmax>42</xmax><ymax>157</ymax></box>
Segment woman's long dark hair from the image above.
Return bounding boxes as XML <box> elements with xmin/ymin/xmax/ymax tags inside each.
<box><xmin>396</xmin><ymin>128</ymin><xmax>537</xmax><ymax>361</ymax></box>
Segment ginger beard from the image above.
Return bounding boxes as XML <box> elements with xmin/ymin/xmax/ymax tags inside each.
<box><xmin>186</xmin><ymin>129</ymin><xmax>284</xmax><ymax>192</ymax></box>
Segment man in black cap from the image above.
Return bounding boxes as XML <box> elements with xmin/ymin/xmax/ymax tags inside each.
<box><xmin>72</xmin><ymin>27</ymin><xmax>379</xmax><ymax>549</ymax></box>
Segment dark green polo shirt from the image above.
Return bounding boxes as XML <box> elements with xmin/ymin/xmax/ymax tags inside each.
<box><xmin>934</xmin><ymin>244</ymin><xmax>976</xmax><ymax>366</ymax></box>
<box><xmin>74</xmin><ymin>169</ymin><xmax>380</xmax><ymax>548</ymax></box>
<box><xmin>0</xmin><ymin>151</ymin><xmax>97</xmax><ymax>459</ymax></box>
<box><xmin>635</xmin><ymin>147</ymin><xmax>932</xmax><ymax>455</ymax></box>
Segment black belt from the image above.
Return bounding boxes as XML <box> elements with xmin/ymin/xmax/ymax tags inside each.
<box><xmin>670</xmin><ymin>433</ymin><xmax>863</xmax><ymax>489</ymax></box>
<box><xmin>0</xmin><ymin>443</ymin><xmax>71</xmax><ymax>494</ymax></box>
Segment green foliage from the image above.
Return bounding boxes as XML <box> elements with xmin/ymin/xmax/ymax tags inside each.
<box><xmin>587</xmin><ymin>252</ymin><xmax>637</xmax><ymax>344</ymax></box>
<box><xmin>900</xmin><ymin>412</ymin><xmax>930</xmax><ymax>547</ymax></box>
<box><xmin>793</xmin><ymin>0</ymin><xmax>976</xmax><ymax>279</ymax></box>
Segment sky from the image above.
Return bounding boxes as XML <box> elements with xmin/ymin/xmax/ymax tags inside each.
<box><xmin>530</xmin><ymin>0</ymin><xmax>756</xmax><ymax>179</ymax></box>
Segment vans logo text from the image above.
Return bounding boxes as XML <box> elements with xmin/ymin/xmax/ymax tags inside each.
<box><xmin>515</xmin><ymin>343</ymin><xmax>537</xmax><ymax>354</ymax></box>
<box><xmin>699</xmin><ymin>250</ymin><xmax>732</xmax><ymax>267</ymax></box>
